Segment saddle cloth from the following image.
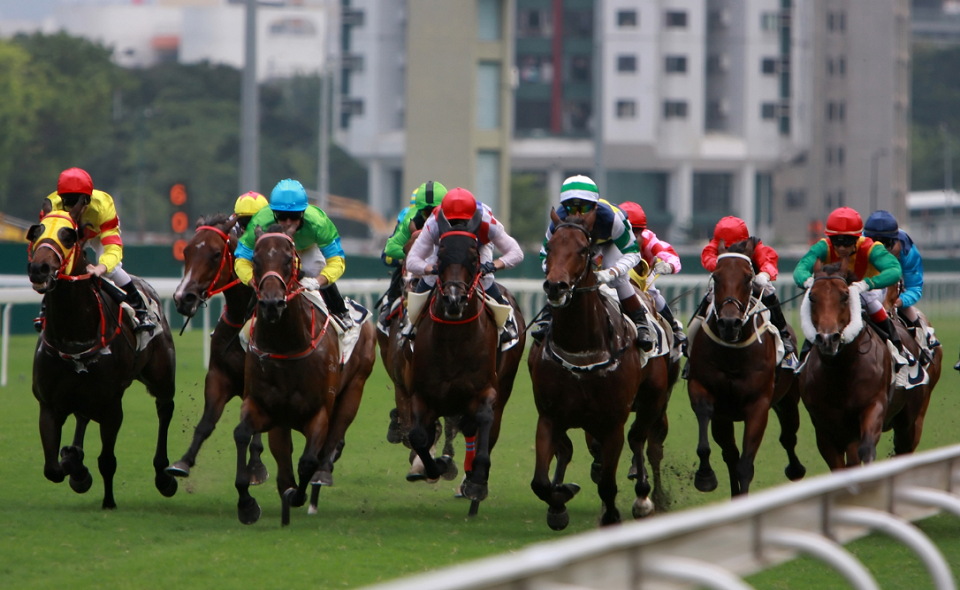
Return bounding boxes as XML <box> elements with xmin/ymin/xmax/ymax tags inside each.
<box><xmin>99</xmin><ymin>277</ymin><xmax>162</xmax><ymax>353</ymax></box>
<box><xmin>597</xmin><ymin>284</ymin><xmax>671</xmax><ymax>368</ymax></box>
<box><xmin>886</xmin><ymin>340</ymin><xmax>928</xmax><ymax>390</ymax></box>
<box><xmin>403</xmin><ymin>290</ymin><xmax>519</xmax><ymax>351</ymax></box>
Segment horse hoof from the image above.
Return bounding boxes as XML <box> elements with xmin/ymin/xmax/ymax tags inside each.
<box><xmin>69</xmin><ymin>470</ymin><xmax>93</xmax><ymax>494</ymax></box>
<box><xmin>627</xmin><ymin>463</ymin><xmax>638</xmax><ymax>481</ymax></box>
<box><xmin>600</xmin><ymin>509</ymin><xmax>622</xmax><ymax>526</ymax></box>
<box><xmin>165</xmin><ymin>462</ymin><xmax>190</xmax><ymax>478</ymax></box>
<box><xmin>632</xmin><ymin>497</ymin><xmax>654</xmax><ymax>519</ymax></box>
<box><xmin>590</xmin><ymin>461</ymin><xmax>602</xmax><ymax>485</ymax></box>
<box><xmin>44</xmin><ymin>466</ymin><xmax>65</xmax><ymax>484</ymax></box>
<box><xmin>387</xmin><ymin>409</ymin><xmax>402</xmax><ymax>444</ymax></box>
<box><xmin>238</xmin><ymin>498</ymin><xmax>261</xmax><ymax>525</ymax></box>
<box><xmin>248</xmin><ymin>462</ymin><xmax>269</xmax><ymax>486</ymax></box>
<box><xmin>157</xmin><ymin>474</ymin><xmax>178</xmax><ymax>498</ymax></box>
<box><xmin>464</xmin><ymin>480</ymin><xmax>488</xmax><ymax>502</ymax></box>
<box><xmin>406</xmin><ymin>454</ymin><xmax>426</xmax><ymax>482</ymax></box>
<box><xmin>785</xmin><ymin>463</ymin><xmax>806</xmax><ymax>481</ymax></box>
<box><xmin>547</xmin><ymin>508</ymin><xmax>569</xmax><ymax>531</ymax></box>
<box><xmin>559</xmin><ymin>483</ymin><xmax>581</xmax><ymax>501</ymax></box>
<box><xmin>694</xmin><ymin>469</ymin><xmax>718</xmax><ymax>493</ymax></box>
<box><xmin>437</xmin><ymin>455</ymin><xmax>459</xmax><ymax>481</ymax></box>
<box><xmin>283</xmin><ymin>487</ymin><xmax>305</xmax><ymax>508</ymax></box>
<box><xmin>312</xmin><ymin>470</ymin><xmax>334</xmax><ymax>487</ymax></box>
<box><xmin>102</xmin><ymin>499</ymin><xmax>117</xmax><ymax>510</ymax></box>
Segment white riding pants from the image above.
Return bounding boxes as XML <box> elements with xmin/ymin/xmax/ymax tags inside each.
<box><xmin>298</xmin><ymin>244</ymin><xmax>327</xmax><ymax>278</ymax></box>
<box><xmin>860</xmin><ymin>288</ymin><xmax>884</xmax><ymax>316</ymax></box>
<box><xmin>418</xmin><ymin>243</ymin><xmax>496</xmax><ymax>290</ymax></box>
<box><xmin>89</xmin><ymin>238</ymin><xmax>131</xmax><ymax>287</ymax></box>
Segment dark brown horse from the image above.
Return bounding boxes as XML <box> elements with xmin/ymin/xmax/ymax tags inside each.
<box><xmin>167</xmin><ymin>214</ymin><xmax>268</xmax><ymax>483</ymax></box>
<box><xmin>401</xmin><ymin>209</ymin><xmax>524</xmax><ymax>516</ymax></box>
<box><xmin>27</xmin><ymin>211</ymin><xmax>178</xmax><ymax>509</ymax></box>
<box><xmin>800</xmin><ymin>259</ymin><xmax>894</xmax><ymax>468</ymax></box>
<box><xmin>528</xmin><ymin>209</ymin><xmax>655</xmax><ymax>530</ymax></box>
<box><xmin>686</xmin><ymin>239</ymin><xmax>805</xmax><ymax>496</ymax></box>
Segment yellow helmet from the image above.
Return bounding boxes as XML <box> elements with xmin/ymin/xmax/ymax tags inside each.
<box><xmin>234</xmin><ymin>191</ymin><xmax>268</xmax><ymax>217</ymax></box>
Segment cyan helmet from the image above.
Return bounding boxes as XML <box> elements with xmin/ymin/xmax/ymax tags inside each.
<box><xmin>863</xmin><ymin>210</ymin><xmax>899</xmax><ymax>239</ymax></box>
<box><xmin>270</xmin><ymin>179</ymin><xmax>309</xmax><ymax>212</ymax></box>
<box><xmin>413</xmin><ymin>180</ymin><xmax>448</xmax><ymax>212</ymax></box>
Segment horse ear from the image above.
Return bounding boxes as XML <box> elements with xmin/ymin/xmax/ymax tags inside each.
<box><xmin>58</xmin><ymin>227</ymin><xmax>79</xmax><ymax>250</ymax></box>
<box><xmin>195</xmin><ymin>216</ymin><xmax>206</xmax><ymax>229</ymax></box>
<box><xmin>743</xmin><ymin>237</ymin><xmax>757</xmax><ymax>257</ymax></box>
<box><xmin>839</xmin><ymin>256</ymin><xmax>849</xmax><ymax>278</ymax></box>
<box><xmin>717</xmin><ymin>239</ymin><xmax>727</xmax><ymax>255</ymax></box>
<box><xmin>254</xmin><ymin>226</ymin><xmax>264</xmax><ymax>240</ymax></box>
<box><xmin>549</xmin><ymin>207</ymin><xmax>561</xmax><ymax>226</ymax></box>
<box><xmin>465</xmin><ymin>208</ymin><xmax>483</xmax><ymax>235</ymax></box>
<box><xmin>26</xmin><ymin>224</ymin><xmax>43</xmax><ymax>243</ymax></box>
<box><xmin>283</xmin><ymin>223</ymin><xmax>297</xmax><ymax>237</ymax></box>
<box><xmin>437</xmin><ymin>209</ymin><xmax>452</xmax><ymax>235</ymax></box>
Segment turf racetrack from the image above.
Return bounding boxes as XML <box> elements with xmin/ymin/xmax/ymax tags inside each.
<box><xmin>0</xmin><ymin>318</ymin><xmax>958</xmax><ymax>589</ymax></box>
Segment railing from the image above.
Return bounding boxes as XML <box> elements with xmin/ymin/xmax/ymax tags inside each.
<box><xmin>358</xmin><ymin>444</ymin><xmax>960</xmax><ymax>590</ymax></box>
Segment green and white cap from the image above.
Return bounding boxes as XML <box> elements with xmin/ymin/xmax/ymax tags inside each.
<box><xmin>560</xmin><ymin>175</ymin><xmax>599</xmax><ymax>203</ymax></box>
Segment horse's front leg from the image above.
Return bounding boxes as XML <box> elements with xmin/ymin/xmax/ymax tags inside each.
<box><xmin>627</xmin><ymin>413</ymin><xmax>654</xmax><ymax>518</ymax></box>
<box><xmin>97</xmin><ymin>403</ymin><xmax>124</xmax><ymax>510</ymax></box>
<box><xmin>464</xmin><ymin>388</ymin><xmax>497</xmax><ymax>504</ymax></box>
<box><xmin>408</xmin><ymin>397</ymin><xmax>448</xmax><ymax>481</ymax></box>
<box><xmin>688</xmin><ymin>381</ymin><xmax>718</xmax><ymax>492</ymax></box>
<box><xmin>772</xmin><ymin>380</ymin><xmax>807</xmax><ymax>481</ymax></box>
<box><xmin>61</xmin><ymin>414</ymin><xmax>93</xmax><ymax>494</ymax></box>
<box><xmin>647</xmin><ymin>411</ymin><xmax>670</xmax><ymax>512</ymax></box>
<box><xmin>596</xmin><ymin>427</ymin><xmax>625</xmax><ymax>526</ymax></box>
<box><xmin>233</xmin><ymin>400</ymin><xmax>267</xmax><ymax>525</ymax></box>
<box><xmin>530</xmin><ymin>416</ymin><xmax>579</xmax><ymax>530</ymax></box>
<box><xmin>711</xmin><ymin>417</ymin><xmax>741</xmax><ymax>496</ymax></box>
<box><xmin>168</xmin><ymin>369</ymin><xmax>235</xmax><ymax>479</ymax></box>
<box><xmin>38</xmin><ymin>402</ymin><xmax>66</xmax><ymax>484</ymax></box>
<box><xmin>281</xmin><ymin>410</ymin><xmax>328</xmax><ymax>526</ymax></box>
<box><xmin>857</xmin><ymin>400</ymin><xmax>886</xmax><ymax>465</ymax></box>
<box><xmin>736</xmin><ymin>394</ymin><xmax>772</xmax><ymax>495</ymax></box>
<box><xmin>268</xmin><ymin>428</ymin><xmax>296</xmax><ymax>499</ymax></box>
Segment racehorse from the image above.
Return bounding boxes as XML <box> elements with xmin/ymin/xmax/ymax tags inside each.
<box><xmin>233</xmin><ymin>225</ymin><xmax>374</xmax><ymax>525</ymax></box>
<box><xmin>27</xmin><ymin>211</ymin><xmax>178</xmax><ymax>509</ymax></box>
<box><xmin>528</xmin><ymin>208</ymin><xmax>658</xmax><ymax>530</ymax></box>
<box><xmin>686</xmin><ymin>238</ymin><xmax>806</xmax><ymax>497</ymax></box>
<box><xmin>800</xmin><ymin>259</ymin><xmax>898</xmax><ymax>468</ymax></box>
<box><xmin>401</xmin><ymin>209</ymin><xmax>524</xmax><ymax>516</ymax></box>
<box><xmin>167</xmin><ymin>214</ymin><xmax>268</xmax><ymax>484</ymax></box>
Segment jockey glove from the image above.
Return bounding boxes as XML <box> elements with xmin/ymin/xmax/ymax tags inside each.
<box><xmin>479</xmin><ymin>262</ymin><xmax>497</xmax><ymax>276</ymax></box>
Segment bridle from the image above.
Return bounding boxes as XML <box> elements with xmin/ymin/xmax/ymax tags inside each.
<box><xmin>711</xmin><ymin>253</ymin><xmax>755</xmax><ymax>323</ymax></box>
<box><xmin>194</xmin><ymin>223</ymin><xmax>241</xmax><ymax>299</ymax></box>
<box><xmin>252</xmin><ymin>232</ymin><xmax>304</xmax><ymax>303</ymax></box>
<box><xmin>28</xmin><ymin>212</ymin><xmax>91</xmax><ymax>282</ymax></box>
<box><xmin>430</xmin><ymin>230</ymin><xmax>486</xmax><ymax>325</ymax></box>
<box><xmin>545</xmin><ymin>222</ymin><xmax>601</xmax><ymax>308</ymax></box>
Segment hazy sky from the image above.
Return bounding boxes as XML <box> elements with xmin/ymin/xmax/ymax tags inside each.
<box><xmin>0</xmin><ymin>0</ymin><xmax>60</xmax><ymax>21</ymax></box>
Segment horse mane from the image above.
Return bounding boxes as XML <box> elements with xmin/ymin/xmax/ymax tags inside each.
<box><xmin>726</xmin><ymin>237</ymin><xmax>756</xmax><ymax>255</ymax></box>
<box><xmin>820</xmin><ymin>261</ymin><xmax>857</xmax><ymax>283</ymax></box>
<box><xmin>264</xmin><ymin>223</ymin><xmax>284</xmax><ymax>234</ymax></box>
<box><xmin>196</xmin><ymin>213</ymin><xmax>232</xmax><ymax>229</ymax></box>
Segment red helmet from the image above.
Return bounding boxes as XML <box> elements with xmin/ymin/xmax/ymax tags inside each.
<box><xmin>618</xmin><ymin>202</ymin><xmax>647</xmax><ymax>229</ymax></box>
<box><xmin>713</xmin><ymin>216</ymin><xmax>749</xmax><ymax>245</ymax></box>
<box><xmin>825</xmin><ymin>207</ymin><xmax>863</xmax><ymax>236</ymax></box>
<box><xmin>440</xmin><ymin>187</ymin><xmax>477</xmax><ymax>221</ymax></box>
<box><xmin>57</xmin><ymin>168</ymin><xmax>93</xmax><ymax>196</ymax></box>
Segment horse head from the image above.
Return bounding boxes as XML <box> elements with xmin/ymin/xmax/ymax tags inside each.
<box><xmin>174</xmin><ymin>214</ymin><xmax>238</xmax><ymax>318</ymax></box>
<box><xmin>543</xmin><ymin>207</ymin><xmax>596</xmax><ymax>308</ymax></box>
<box><xmin>806</xmin><ymin>257</ymin><xmax>858</xmax><ymax>357</ymax></box>
<box><xmin>26</xmin><ymin>212</ymin><xmax>83</xmax><ymax>294</ymax></box>
<box><xmin>712</xmin><ymin>237</ymin><xmax>757</xmax><ymax>342</ymax></box>
<box><xmin>436</xmin><ymin>209</ymin><xmax>481</xmax><ymax>319</ymax></box>
<box><xmin>252</xmin><ymin>224</ymin><xmax>300</xmax><ymax>324</ymax></box>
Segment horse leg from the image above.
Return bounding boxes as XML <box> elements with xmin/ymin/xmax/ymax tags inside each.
<box><xmin>168</xmin><ymin>370</ymin><xmax>239</xmax><ymax>479</ymax></box>
<box><xmin>313</xmin><ymin>375</ymin><xmax>365</xmax><ymax>488</ymax></box>
<box><xmin>596</xmin><ymin>429</ymin><xmax>624</xmax><ymax>526</ymax></box>
<box><xmin>813</xmin><ymin>423</ymin><xmax>846</xmax><ymax>471</ymax></box>
<box><xmin>648</xmin><ymin>411</ymin><xmax>670</xmax><ymax>512</ymax></box>
<box><xmin>689</xmin><ymin>390</ymin><xmax>718</xmax><ymax>492</ymax></box>
<box><xmin>772</xmin><ymin>387</ymin><xmax>807</xmax><ymax>481</ymax></box>
<box><xmin>97</xmin><ymin>405</ymin><xmax>123</xmax><ymax>510</ymax></box>
<box><xmin>268</xmin><ymin>428</ymin><xmax>296</xmax><ymax>499</ymax></box>
<box><xmin>711</xmin><ymin>418</ymin><xmax>741</xmax><ymax>497</ymax></box>
<box><xmin>61</xmin><ymin>414</ymin><xmax>93</xmax><ymax>494</ymax></box>
<box><xmin>531</xmin><ymin>417</ymin><xmax>579</xmax><ymax>531</ymax></box>
<box><xmin>247</xmin><ymin>433</ymin><xmax>269</xmax><ymax>485</ymax></box>
<box><xmin>552</xmin><ymin>432</ymin><xmax>574</xmax><ymax>486</ymax></box>
<box><xmin>151</xmin><ymin>393</ymin><xmax>178</xmax><ymax>498</ymax></box>
<box><xmin>626</xmin><ymin>414</ymin><xmax>653</xmax><ymax>519</ymax></box>
<box><xmin>586</xmin><ymin>433</ymin><xmax>603</xmax><ymax>485</ymax></box>
<box><xmin>38</xmin><ymin>403</ymin><xmax>66</xmax><ymax>484</ymax></box>
<box><xmin>857</xmin><ymin>401</ymin><xmax>885</xmax><ymax>465</ymax></box>
<box><xmin>234</xmin><ymin>403</ymin><xmax>268</xmax><ymax>525</ymax></box>
<box><xmin>442</xmin><ymin>415</ymin><xmax>459</xmax><ymax>458</ymax></box>
<box><xmin>282</xmin><ymin>411</ymin><xmax>328</xmax><ymax>525</ymax></box>
<box><xmin>408</xmin><ymin>400</ymin><xmax>447</xmax><ymax>482</ymax></box>
<box><xmin>464</xmin><ymin>389</ymin><xmax>497</xmax><ymax>505</ymax></box>
<box><xmin>736</xmin><ymin>397</ymin><xmax>772</xmax><ymax>495</ymax></box>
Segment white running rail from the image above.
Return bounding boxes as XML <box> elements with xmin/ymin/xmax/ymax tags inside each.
<box><xmin>357</xmin><ymin>445</ymin><xmax>960</xmax><ymax>590</ymax></box>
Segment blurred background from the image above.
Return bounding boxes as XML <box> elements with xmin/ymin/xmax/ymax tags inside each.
<box><xmin>0</xmin><ymin>0</ymin><xmax>956</xmax><ymax>264</ymax></box>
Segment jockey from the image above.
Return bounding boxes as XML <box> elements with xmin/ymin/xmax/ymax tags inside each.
<box><xmin>38</xmin><ymin>167</ymin><xmax>155</xmax><ymax>333</ymax></box>
<box><xmin>233</xmin><ymin>191</ymin><xmax>269</xmax><ymax>235</ymax></box>
<box><xmin>534</xmin><ymin>175</ymin><xmax>655</xmax><ymax>351</ymax></box>
<box><xmin>863</xmin><ymin>210</ymin><xmax>938</xmax><ymax>362</ymax></box>
<box><xmin>698</xmin><ymin>216</ymin><xmax>795</xmax><ymax>355</ymax></box>
<box><xmin>234</xmin><ymin>179</ymin><xmax>353</xmax><ymax>326</ymax></box>
<box><xmin>794</xmin><ymin>206</ymin><xmax>904</xmax><ymax>355</ymax></box>
<box><xmin>405</xmin><ymin>187</ymin><xmax>523</xmax><ymax>343</ymax></box>
<box><xmin>618</xmin><ymin>201</ymin><xmax>685</xmax><ymax>343</ymax></box>
<box><xmin>377</xmin><ymin>181</ymin><xmax>448</xmax><ymax>330</ymax></box>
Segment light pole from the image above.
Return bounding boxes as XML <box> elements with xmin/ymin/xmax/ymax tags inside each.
<box><xmin>941</xmin><ymin>125</ymin><xmax>954</xmax><ymax>254</ymax></box>
<box><xmin>240</xmin><ymin>0</ymin><xmax>259</xmax><ymax>195</ymax></box>
<box><xmin>591</xmin><ymin>0</ymin><xmax>605</xmax><ymax>194</ymax></box>
<box><xmin>869</xmin><ymin>148</ymin><xmax>887</xmax><ymax>214</ymax></box>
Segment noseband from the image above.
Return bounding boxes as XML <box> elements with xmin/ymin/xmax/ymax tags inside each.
<box><xmin>253</xmin><ymin>233</ymin><xmax>304</xmax><ymax>302</ymax></box>
<box><xmin>430</xmin><ymin>230</ymin><xmax>485</xmax><ymax>325</ymax></box>
<box><xmin>194</xmin><ymin>224</ymin><xmax>241</xmax><ymax>299</ymax></box>
<box><xmin>711</xmin><ymin>253</ymin><xmax>755</xmax><ymax>322</ymax></box>
<box><xmin>549</xmin><ymin>222</ymin><xmax>600</xmax><ymax>299</ymax></box>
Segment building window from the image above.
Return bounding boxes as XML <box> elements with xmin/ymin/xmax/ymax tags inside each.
<box><xmin>665</xmin><ymin>10</ymin><xmax>687</xmax><ymax>28</ymax></box>
<box><xmin>562</xmin><ymin>100</ymin><xmax>591</xmax><ymax>134</ymax></box>
<box><xmin>827</xmin><ymin>57</ymin><xmax>834</xmax><ymax>76</ymax></box>
<box><xmin>827</xmin><ymin>102</ymin><xmax>834</xmax><ymax>121</ymax></box>
<box><xmin>825</xmin><ymin>191</ymin><xmax>833</xmax><ymax>210</ymax></box>
<box><xmin>617</xmin><ymin>10</ymin><xmax>637</xmax><ymax>27</ymax></box>
<box><xmin>515</xmin><ymin>100</ymin><xmax>551</xmax><ymax>131</ymax></box>
<box><xmin>616</xmin><ymin>100</ymin><xmax>636</xmax><ymax>119</ymax></box>
<box><xmin>761</xmin><ymin>12</ymin><xmax>779</xmax><ymax>31</ymax></box>
<box><xmin>761</xmin><ymin>57</ymin><xmax>777</xmax><ymax>75</ymax></box>
<box><xmin>478</xmin><ymin>0</ymin><xmax>502</xmax><ymax>41</ymax></box>
<box><xmin>839</xmin><ymin>11</ymin><xmax>846</xmax><ymax>32</ymax></box>
<box><xmin>517</xmin><ymin>8</ymin><xmax>552</xmax><ymax>38</ymax></box>
<box><xmin>665</xmin><ymin>55</ymin><xmax>687</xmax><ymax>73</ymax></box>
<box><xmin>837</xmin><ymin>146</ymin><xmax>845</xmax><ymax>166</ymax></box>
<box><xmin>564</xmin><ymin>9</ymin><xmax>593</xmax><ymax>37</ymax></box>
<box><xmin>706</xmin><ymin>100</ymin><xmax>728</xmax><ymax>131</ymax></box>
<box><xmin>761</xmin><ymin>102</ymin><xmax>777</xmax><ymax>120</ymax></box>
<box><xmin>663</xmin><ymin>100</ymin><xmax>688</xmax><ymax>119</ymax></box>
<box><xmin>617</xmin><ymin>55</ymin><xmax>637</xmax><ymax>73</ymax></box>
<box><xmin>838</xmin><ymin>56</ymin><xmax>846</xmax><ymax>76</ymax></box>
<box><xmin>567</xmin><ymin>55</ymin><xmax>591</xmax><ymax>82</ymax></box>
<box><xmin>708</xmin><ymin>9</ymin><xmax>729</xmax><ymax>30</ymax></box>
<box><xmin>786</xmin><ymin>189</ymin><xmax>806</xmax><ymax>210</ymax></box>
<box><xmin>826</xmin><ymin>146</ymin><xmax>834</xmax><ymax>165</ymax></box>
<box><xmin>837</xmin><ymin>189</ymin><xmax>845</xmax><ymax>206</ymax></box>
<box><xmin>269</xmin><ymin>18</ymin><xmax>318</xmax><ymax>36</ymax></box>
<box><xmin>476</xmin><ymin>151</ymin><xmax>501</xmax><ymax>215</ymax></box>
<box><xmin>707</xmin><ymin>54</ymin><xmax>728</xmax><ymax>75</ymax></box>
<box><xmin>517</xmin><ymin>55</ymin><xmax>553</xmax><ymax>84</ymax></box>
<box><xmin>827</xmin><ymin>12</ymin><xmax>834</xmax><ymax>31</ymax></box>
<box><xmin>477</xmin><ymin>62</ymin><xmax>501</xmax><ymax>129</ymax></box>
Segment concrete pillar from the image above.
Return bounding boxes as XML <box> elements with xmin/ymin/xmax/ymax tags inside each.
<box><xmin>739</xmin><ymin>162</ymin><xmax>756</xmax><ymax>232</ymax></box>
<box><xmin>547</xmin><ymin>165</ymin><xmax>564</xmax><ymax>221</ymax></box>
<box><xmin>670</xmin><ymin>163</ymin><xmax>693</xmax><ymax>243</ymax></box>
<box><xmin>367</xmin><ymin>158</ymin><xmax>385</xmax><ymax>217</ymax></box>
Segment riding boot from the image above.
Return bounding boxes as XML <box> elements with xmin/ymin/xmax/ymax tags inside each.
<box><xmin>320</xmin><ymin>282</ymin><xmax>354</xmax><ymax>329</ymax></box>
<box><xmin>484</xmin><ymin>282</ymin><xmax>517</xmax><ymax>345</ymax></box>
<box><xmin>909</xmin><ymin>317</ymin><xmax>934</xmax><ymax>365</ymax></box>
<box><xmin>120</xmin><ymin>281</ymin><xmax>156</xmax><ymax>334</ymax></box>
<box><xmin>622</xmin><ymin>294</ymin><xmax>655</xmax><ymax>352</ymax></box>
<box><xmin>657</xmin><ymin>304</ymin><xmax>686</xmax><ymax>344</ymax></box>
<box><xmin>694</xmin><ymin>292</ymin><xmax>711</xmax><ymax>319</ymax></box>
<box><xmin>530</xmin><ymin>307</ymin><xmax>552</xmax><ymax>343</ymax></box>
<box><xmin>798</xmin><ymin>338</ymin><xmax>812</xmax><ymax>364</ymax></box>
<box><xmin>878</xmin><ymin>317</ymin><xmax>905</xmax><ymax>356</ymax></box>
<box><xmin>954</xmin><ymin>353</ymin><xmax>960</xmax><ymax>372</ymax></box>
<box><xmin>761</xmin><ymin>293</ymin><xmax>795</xmax><ymax>355</ymax></box>
<box><xmin>377</xmin><ymin>269</ymin><xmax>404</xmax><ymax>330</ymax></box>
<box><xmin>33</xmin><ymin>302</ymin><xmax>45</xmax><ymax>333</ymax></box>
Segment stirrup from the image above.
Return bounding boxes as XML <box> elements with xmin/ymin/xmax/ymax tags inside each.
<box><xmin>530</xmin><ymin>321</ymin><xmax>549</xmax><ymax>343</ymax></box>
<box><xmin>634</xmin><ymin>323</ymin><xmax>654</xmax><ymax>352</ymax></box>
<box><xmin>499</xmin><ymin>320</ymin><xmax>518</xmax><ymax>344</ymax></box>
<box><xmin>780</xmin><ymin>330</ymin><xmax>795</xmax><ymax>354</ymax></box>
<box><xmin>33</xmin><ymin>317</ymin><xmax>43</xmax><ymax>333</ymax></box>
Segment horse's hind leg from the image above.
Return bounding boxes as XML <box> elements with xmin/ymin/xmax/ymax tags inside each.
<box><xmin>857</xmin><ymin>401</ymin><xmax>885</xmax><ymax>465</ymax></box>
<box><xmin>711</xmin><ymin>418</ymin><xmax>741</xmax><ymax>497</ymax></box>
<box><xmin>150</xmin><ymin>391</ymin><xmax>177</xmax><ymax>498</ymax></box>
<box><xmin>141</xmin><ymin>348</ymin><xmax>178</xmax><ymax>498</ymax></box>
<box><xmin>442</xmin><ymin>416</ymin><xmax>459</xmax><ymax>458</ymax></box>
<box><xmin>648</xmin><ymin>411</ymin><xmax>670</xmax><ymax>512</ymax></box>
<box><xmin>626</xmin><ymin>414</ymin><xmax>653</xmax><ymax>518</ymax></box>
<box><xmin>530</xmin><ymin>417</ymin><xmax>579</xmax><ymax>531</ymax></box>
<box><xmin>772</xmin><ymin>384</ymin><xmax>806</xmax><ymax>481</ymax></box>
<box><xmin>38</xmin><ymin>402</ymin><xmax>66</xmax><ymax>484</ymax></box>
<box><xmin>689</xmin><ymin>387</ymin><xmax>718</xmax><ymax>492</ymax></box>
<box><xmin>97</xmin><ymin>405</ymin><xmax>123</xmax><ymax>510</ymax></box>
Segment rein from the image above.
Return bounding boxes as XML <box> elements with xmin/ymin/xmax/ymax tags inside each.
<box><xmin>429</xmin><ymin>231</ymin><xmax>487</xmax><ymax>326</ymax></box>
<box><xmin>551</xmin><ymin>222</ymin><xmax>602</xmax><ymax>297</ymax></box>
<box><xmin>196</xmin><ymin>225</ymin><xmax>241</xmax><ymax>298</ymax></box>
<box><xmin>252</xmin><ymin>232</ymin><xmax>304</xmax><ymax>303</ymax></box>
<box><xmin>42</xmin><ymin>285</ymin><xmax>125</xmax><ymax>360</ymax></box>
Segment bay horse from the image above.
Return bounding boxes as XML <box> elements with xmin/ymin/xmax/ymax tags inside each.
<box><xmin>27</xmin><ymin>211</ymin><xmax>178</xmax><ymax>509</ymax></box>
<box><xmin>167</xmin><ymin>214</ymin><xmax>268</xmax><ymax>484</ymax></box>
<box><xmin>800</xmin><ymin>259</ymin><xmax>896</xmax><ymax>468</ymax></box>
<box><xmin>233</xmin><ymin>225</ymin><xmax>374</xmax><ymax>525</ymax></box>
<box><xmin>528</xmin><ymin>208</ymin><xmax>656</xmax><ymax>530</ymax></box>
<box><xmin>686</xmin><ymin>238</ymin><xmax>805</xmax><ymax>497</ymax></box>
<box><xmin>401</xmin><ymin>209</ymin><xmax>524</xmax><ymax>516</ymax></box>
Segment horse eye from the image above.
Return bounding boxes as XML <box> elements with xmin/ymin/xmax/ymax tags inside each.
<box><xmin>579</xmin><ymin>247</ymin><xmax>589</xmax><ymax>257</ymax></box>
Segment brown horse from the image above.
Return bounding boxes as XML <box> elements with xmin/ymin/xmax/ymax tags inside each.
<box><xmin>686</xmin><ymin>238</ymin><xmax>805</xmax><ymax>496</ymax></box>
<box><xmin>27</xmin><ymin>211</ymin><xmax>178</xmax><ymax>509</ymax></box>
<box><xmin>401</xmin><ymin>209</ymin><xmax>523</xmax><ymax>516</ymax></box>
<box><xmin>528</xmin><ymin>209</ymin><xmax>656</xmax><ymax>530</ymax></box>
<box><xmin>800</xmin><ymin>259</ymin><xmax>894</xmax><ymax>468</ymax></box>
<box><xmin>167</xmin><ymin>214</ymin><xmax>268</xmax><ymax>483</ymax></box>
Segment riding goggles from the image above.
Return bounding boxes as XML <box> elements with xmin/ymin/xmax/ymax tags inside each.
<box><xmin>564</xmin><ymin>202</ymin><xmax>595</xmax><ymax>215</ymax></box>
<box><xmin>874</xmin><ymin>236</ymin><xmax>898</xmax><ymax>249</ymax></box>
<box><xmin>274</xmin><ymin>210</ymin><xmax>304</xmax><ymax>222</ymax></box>
<box><xmin>829</xmin><ymin>235</ymin><xmax>858</xmax><ymax>249</ymax></box>
<box><xmin>60</xmin><ymin>193</ymin><xmax>88</xmax><ymax>208</ymax></box>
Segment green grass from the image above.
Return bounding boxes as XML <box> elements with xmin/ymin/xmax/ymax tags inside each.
<box><xmin>0</xmin><ymin>318</ymin><xmax>958</xmax><ymax>589</ymax></box>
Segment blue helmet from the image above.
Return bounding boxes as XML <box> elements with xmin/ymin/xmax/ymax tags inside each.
<box><xmin>863</xmin><ymin>210</ymin><xmax>899</xmax><ymax>239</ymax></box>
<box><xmin>270</xmin><ymin>179</ymin><xmax>309</xmax><ymax>212</ymax></box>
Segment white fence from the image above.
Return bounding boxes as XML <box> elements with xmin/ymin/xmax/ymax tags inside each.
<box><xmin>2</xmin><ymin>273</ymin><xmax>959</xmax><ymax>387</ymax></box>
<box><xmin>357</xmin><ymin>444</ymin><xmax>960</xmax><ymax>590</ymax></box>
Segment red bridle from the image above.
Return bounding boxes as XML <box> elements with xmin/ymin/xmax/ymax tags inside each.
<box><xmin>194</xmin><ymin>224</ymin><xmax>241</xmax><ymax>298</ymax></box>
<box><xmin>428</xmin><ymin>230</ymin><xmax>486</xmax><ymax>325</ymax></box>
<box><xmin>27</xmin><ymin>212</ymin><xmax>91</xmax><ymax>282</ymax></box>
<box><xmin>252</xmin><ymin>232</ymin><xmax>304</xmax><ymax>302</ymax></box>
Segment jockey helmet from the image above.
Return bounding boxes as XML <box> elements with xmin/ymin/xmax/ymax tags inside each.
<box><xmin>863</xmin><ymin>210</ymin><xmax>899</xmax><ymax>239</ymax></box>
<box><xmin>559</xmin><ymin>175</ymin><xmax>599</xmax><ymax>204</ymax></box>
<box><xmin>713</xmin><ymin>216</ymin><xmax>749</xmax><ymax>245</ymax></box>
<box><xmin>440</xmin><ymin>188</ymin><xmax>477</xmax><ymax>221</ymax></box>
<box><xmin>414</xmin><ymin>180</ymin><xmax>448</xmax><ymax>213</ymax></box>
<box><xmin>825</xmin><ymin>207</ymin><xmax>863</xmax><ymax>236</ymax></box>
<box><xmin>619</xmin><ymin>202</ymin><xmax>647</xmax><ymax>229</ymax></box>
<box><xmin>57</xmin><ymin>168</ymin><xmax>93</xmax><ymax>196</ymax></box>
<box><xmin>234</xmin><ymin>191</ymin><xmax>269</xmax><ymax>218</ymax></box>
<box><xmin>270</xmin><ymin>179</ymin><xmax>309</xmax><ymax>212</ymax></box>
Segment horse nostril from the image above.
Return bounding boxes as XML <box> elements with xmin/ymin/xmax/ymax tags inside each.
<box><xmin>830</xmin><ymin>333</ymin><xmax>841</xmax><ymax>344</ymax></box>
